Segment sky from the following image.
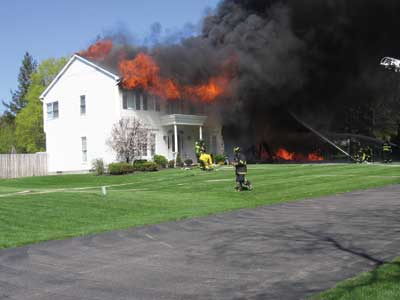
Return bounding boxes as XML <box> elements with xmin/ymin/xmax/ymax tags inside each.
<box><xmin>0</xmin><ymin>0</ymin><xmax>221</xmax><ymax>113</ymax></box>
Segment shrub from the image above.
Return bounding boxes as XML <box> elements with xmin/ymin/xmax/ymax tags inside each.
<box><xmin>176</xmin><ymin>153</ymin><xmax>183</xmax><ymax>167</ymax></box>
<box><xmin>214</xmin><ymin>154</ymin><xmax>226</xmax><ymax>165</ymax></box>
<box><xmin>108</xmin><ymin>162</ymin><xmax>134</xmax><ymax>175</ymax></box>
<box><xmin>153</xmin><ymin>154</ymin><xmax>168</xmax><ymax>168</ymax></box>
<box><xmin>168</xmin><ymin>160</ymin><xmax>175</xmax><ymax>168</ymax></box>
<box><xmin>92</xmin><ymin>158</ymin><xmax>105</xmax><ymax>176</ymax></box>
<box><xmin>133</xmin><ymin>161</ymin><xmax>158</xmax><ymax>172</ymax></box>
<box><xmin>134</xmin><ymin>159</ymin><xmax>147</xmax><ymax>164</ymax></box>
<box><xmin>184</xmin><ymin>159</ymin><xmax>193</xmax><ymax>166</ymax></box>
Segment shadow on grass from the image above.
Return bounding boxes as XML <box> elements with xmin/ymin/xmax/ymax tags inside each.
<box><xmin>301</xmin><ymin>228</ymin><xmax>400</xmax><ymax>299</ymax></box>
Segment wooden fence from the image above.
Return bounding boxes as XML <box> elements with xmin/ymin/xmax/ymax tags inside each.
<box><xmin>0</xmin><ymin>153</ymin><xmax>48</xmax><ymax>179</ymax></box>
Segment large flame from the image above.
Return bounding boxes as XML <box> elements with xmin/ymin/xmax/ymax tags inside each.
<box><xmin>275</xmin><ymin>148</ymin><xmax>324</xmax><ymax>161</ymax></box>
<box><xmin>79</xmin><ymin>40</ymin><xmax>113</xmax><ymax>60</ymax></box>
<box><xmin>276</xmin><ymin>148</ymin><xmax>295</xmax><ymax>160</ymax></box>
<box><xmin>308</xmin><ymin>152</ymin><xmax>324</xmax><ymax>161</ymax></box>
<box><xmin>79</xmin><ymin>40</ymin><xmax>231</xmax><ymax>102</ymax></box>
<box><xmin>185</xmin><ymin>76</ymin><xmax>229</xmax><ymax>103</ymax></box>
<box><xmin>119</xmin><ymin>52</ymin><xmax>229</xmax><ymax>102</ymax></box>
<box><xmin>119</xmin><ymin>53</ymin><xmax>181</xmax><ymax>99</ymax></box>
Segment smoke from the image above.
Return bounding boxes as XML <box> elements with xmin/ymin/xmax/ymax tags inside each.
<box><xmin>198</xmin><ymin>0</ymin><xmax>400</xmax><ymax>144</ymax></box>
<box><xmin>83</xmin><ymin>0</ymin><xmax>400</xmax><ymax>147</ymax></box>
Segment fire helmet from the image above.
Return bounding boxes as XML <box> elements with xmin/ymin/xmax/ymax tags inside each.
<box><xmin>233</xmin><ymin>147</ymin><xmax>241</xmax><ymax>153</ymax></box>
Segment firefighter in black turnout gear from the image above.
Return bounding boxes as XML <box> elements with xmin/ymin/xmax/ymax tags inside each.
<box><xmin>233</xmin><ymin>147</ymin><xmax>252</xmax><ymax>191</ymax></box>
<box><xmin>382</xmin><ymin>140</ymin><xmax>392</xmax><ymax>163</ymax></box>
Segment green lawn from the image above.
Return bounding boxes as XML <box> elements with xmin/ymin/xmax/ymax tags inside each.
<box><xmin>312</xmin><ymin>258</ymin><xmax>400</xmax><ymax>300</ymax></box>
<box><xmin>0</xmin><ymin>164</ymin><xmax>399</xmax><ymax>250</ymax></box>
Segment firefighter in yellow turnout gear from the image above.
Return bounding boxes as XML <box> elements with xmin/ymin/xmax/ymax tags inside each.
<box><xmin>195</xmin><ymin>140</ymin><xmax>214</xmax><ymax>171</ymax></box>
<box><xmin>199</xmin><ymin>152</ymin><xmax>214</xmax><ymax>171</ymax></box>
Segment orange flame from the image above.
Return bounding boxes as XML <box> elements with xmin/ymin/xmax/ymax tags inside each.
<box><xmin>119</xmin><ymin>53</ymin><xmax>182</xmax><ymax>100</ymax></box>
<box><xmin>79</xmin><ymin>40</ymin><xmax>113</xmax><ymax>60</ymax></box>
<box><xmin>275</xmin><ymin>148</ymin><xmax>324</xmax><ymax>161</ymax></box>
<box><xmin>119</xmin><ymin>52</ymin><xmax>229</xmax><ymax>102</ymax></box>
<box><xmin>185</xmin><ymin>76</ymin><xmax>229</xmax><ymax>103</ymax></box>
<box><xmin>276</xmin><ymin>148</ymin><xmax>295</xmax><ymax>160</ymax></box>
<box><xmin>308</xmin><ymin>152</ymin><xmax>324</xmax><ymax>161</ymax></box>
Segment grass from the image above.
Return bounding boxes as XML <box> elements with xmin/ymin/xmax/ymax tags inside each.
<box><xmin>311</xmin><ymin>258</ymin><xmax>400</xmax><ymax>300</ymax></box>
<box><xmin>0</xmin><ymin>164</ymin><xmax>399</xmax><ymax>249</ymax></box>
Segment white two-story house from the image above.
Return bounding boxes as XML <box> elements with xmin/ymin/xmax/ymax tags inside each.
<box><xmin>40</xmin><ymin>54</ymin><xmax>224</xmax><ymax>173</ymax></box>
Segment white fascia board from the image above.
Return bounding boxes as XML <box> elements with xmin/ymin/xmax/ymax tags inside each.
<box><xmin>39</xmin><ymin>54</ymin><xmax>121</xmax><ymax>101</ymax></box>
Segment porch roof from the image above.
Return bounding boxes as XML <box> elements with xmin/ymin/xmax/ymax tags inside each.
<box><xmin>160</xmin><ymin>114</ymin><xmax>207</xmax><ymax>126</ymax></box>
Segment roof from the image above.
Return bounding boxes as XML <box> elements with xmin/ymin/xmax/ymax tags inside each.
<box><xmin>40</xmin><ymin>54</ymin><xmax>121</xmax><ymax>100</ymax></box>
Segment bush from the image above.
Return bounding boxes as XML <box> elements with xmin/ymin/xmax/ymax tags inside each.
<box><xmin>153</xmin><ymin>154</ymin><xmax>168</xmax><ymax>168</ymax></box>
<box><xmin>133</xmin><ymin>161</ymin><xmax>158</xmax><ymax>172</ymax></box>
<box><xmin>108</xmin><ymin>162</ymin><xmax>134</xmax><ymax>175</ymax></box>
<box><xmin>214</xmin><ymin>154</ymin><xmax>226</xmax><ymax>165</ymax></box>
<box><xmin>168</xmin><ymin>160</ymin><xmax>175</xmax><ymax>168</ymax></box>
<box><xmin>92</xmin><ymin>158</ymin><xmax>105</xmax><ymax>176</ymax></box>
<box><xmin>176</xmin><ymin>153</ymin><xmax>183</xmax><ymax>167</ymax></box>
<box><xmin>184</xmin><ymin>159</ymin><xmax>193</xmax><ymax>166</ymax></box>
<box><xmin>134</xmin><ymin>159</ymin><xmax>147</xmax><ymax>164</ymax></box>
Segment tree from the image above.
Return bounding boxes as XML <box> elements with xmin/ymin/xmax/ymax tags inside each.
<box><xmin>15</xmin><ymin>57</ymin><xmax>68</xmax><ymax>153</ymax></box>
<box><xmin>0</xmin><ymin>115</ymin><xmax>16</xmax><ymax>153</ymax></box>
<box><xmin>107</xmin><ymin>118</ymin><xmax>152</xmax><ymax>163</ymax></box>
<box><xmin>3</xmin><ymin>52</ymin><xmax>37</xmax><ymax>116</ymax></box>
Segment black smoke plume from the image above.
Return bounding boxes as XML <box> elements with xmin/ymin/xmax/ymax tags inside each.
<box><xmin>95</xmin><ymin>0</ymin><xmax>400</xmax><ymax>152</ymax></box>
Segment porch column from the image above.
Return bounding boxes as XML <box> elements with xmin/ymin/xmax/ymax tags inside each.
<box><xmin>174</xmin><ymin>124</ymin><xmax>178</xmax><ymax>167</ymax></box>
<box><xmin>199</xmin><ymin>126</ymin><xmax>203</xmax><ymax>140</ymax></box>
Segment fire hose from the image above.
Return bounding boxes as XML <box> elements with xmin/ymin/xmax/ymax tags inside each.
<box><xmin>289</xmin><ymin>111</ymin><xmax>361</xmax><ymax>163</ymax></box>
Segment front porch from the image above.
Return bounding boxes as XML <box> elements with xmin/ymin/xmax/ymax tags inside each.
<box><xmin>160</xmin><ymin>114</ymin><xmax>208</xmax><ymax>163</ymax></box>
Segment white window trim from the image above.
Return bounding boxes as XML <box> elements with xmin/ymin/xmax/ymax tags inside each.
<box><xmin>47</xmin><ymin>101</ymin><xmax>59</xmax><ymax>120</ymax></box>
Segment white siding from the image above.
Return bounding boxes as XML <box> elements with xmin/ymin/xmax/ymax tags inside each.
<box><xmin>43</xmin><ymin>58</ymin><xmax>120</xmax><ymax>173</ymax></box>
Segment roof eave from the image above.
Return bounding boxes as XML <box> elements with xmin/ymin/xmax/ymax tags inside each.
<box><xmin>39</xmin><ymin>54</ymin><xmax>120</xmax><ymax>101</ymax></box>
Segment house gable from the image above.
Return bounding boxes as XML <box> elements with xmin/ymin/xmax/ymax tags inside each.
<box><xmin>40</xmin><ymin>54</ymin><xmax>120</xmax><ymax>100</ymax></box>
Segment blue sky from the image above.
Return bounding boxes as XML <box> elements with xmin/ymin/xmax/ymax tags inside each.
<box><xmin>0</xmin><ymin>0</ymin><xmax>220</xmax><ymax>112</ymax></box>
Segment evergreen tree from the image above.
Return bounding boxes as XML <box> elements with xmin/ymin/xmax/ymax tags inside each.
<box><xmin>2</xmin><ymin>52</ymin><xmax>37</xmax><ymax>116</ymax></box>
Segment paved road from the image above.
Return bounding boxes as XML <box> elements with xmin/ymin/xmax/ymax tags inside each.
<box><xmin>1</xmin><ymin>185</ymin><xmax>399</xmax><ymax>300</ymax></box>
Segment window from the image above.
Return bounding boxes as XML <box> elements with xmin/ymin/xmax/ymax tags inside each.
<box><xmin>150</xmin><ymin>134</ymin><xmax>156</xmax><ymax>157</ymax></box>
<box><xmin>123</xmin><ymin>92</ymin><xmax>128</xmax><ymax>109</ymax></box>
<box><xmin>142</xmin><ymin>143</ymin><xmax>148</xmax><ymax>157</ymax></box>
<box><xmin>81</xmin><ymin>137</ymin><xmax>87</xmax><ymax>162</ymax></box>
<box><xmin>154</xmin><ymin>96</ymin><xmax>161</xmax><ymax>112</ymax></box>
<box><xmin>136</xmin><ymin>92</ymin><xmax>141</xmax><ymax>110</ymax></box>
<box><xmin>80</xmin><ymin>95</ymin><xmax>86</xmax><ymax>115</ymax></box>
<box><xmin>47</xmin><ymin>101</ymin><xmax>59</xmax><ymax>119</ymax></box>
<box><xmin>123</xmin><ymin>91</ymin><xmax>136</xmax><ymax>109</ymax></box>
<box><xmin>212</xmin><ymin>136</ymin><xmax>217</xmax><ymax>155</ymax></box>
<box><xmin>143</xmin><ymin>93</ymin><xmax>148</xmax><ymax>111</ymax></box>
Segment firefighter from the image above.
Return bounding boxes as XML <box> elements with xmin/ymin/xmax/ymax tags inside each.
<box><xmin>366</xmin><ymin>145</ymin><xmax>373</xmax><ymax>162</ymax></box>
<box><xmin>233</xmin><ymin>147</ymin><xmax>252</xmax><ymax>191</ymax></box>
<box><xmin>194</xmin><ymin>141</ymin><xmax>201</xmax><ymax>163</ymax></box>
<box><xmin>382</xmin><ymin>140</ymin><xmax>392</xmax><ymax>163</ymax></box>
<box><xmin>199</xmin><ymin>152</ymin><xmax>214</xmax><ymax>171</ymax></box>
<box><xmin>358</xmin><ymin>146</ymin><xmax>367</xmax><ymax>163</ymax></box>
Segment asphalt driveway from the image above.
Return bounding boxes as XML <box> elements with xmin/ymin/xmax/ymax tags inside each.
<box><xmin>1</xmin><ymin>185</ymin><xmax>399</xmax><ymax>300</ymax></box>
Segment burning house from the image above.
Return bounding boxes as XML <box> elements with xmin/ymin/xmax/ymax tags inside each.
<box><xmin>40</xmin><ymin>52</ymin><xmax>225</xmax><ymax>173</ymax></box>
